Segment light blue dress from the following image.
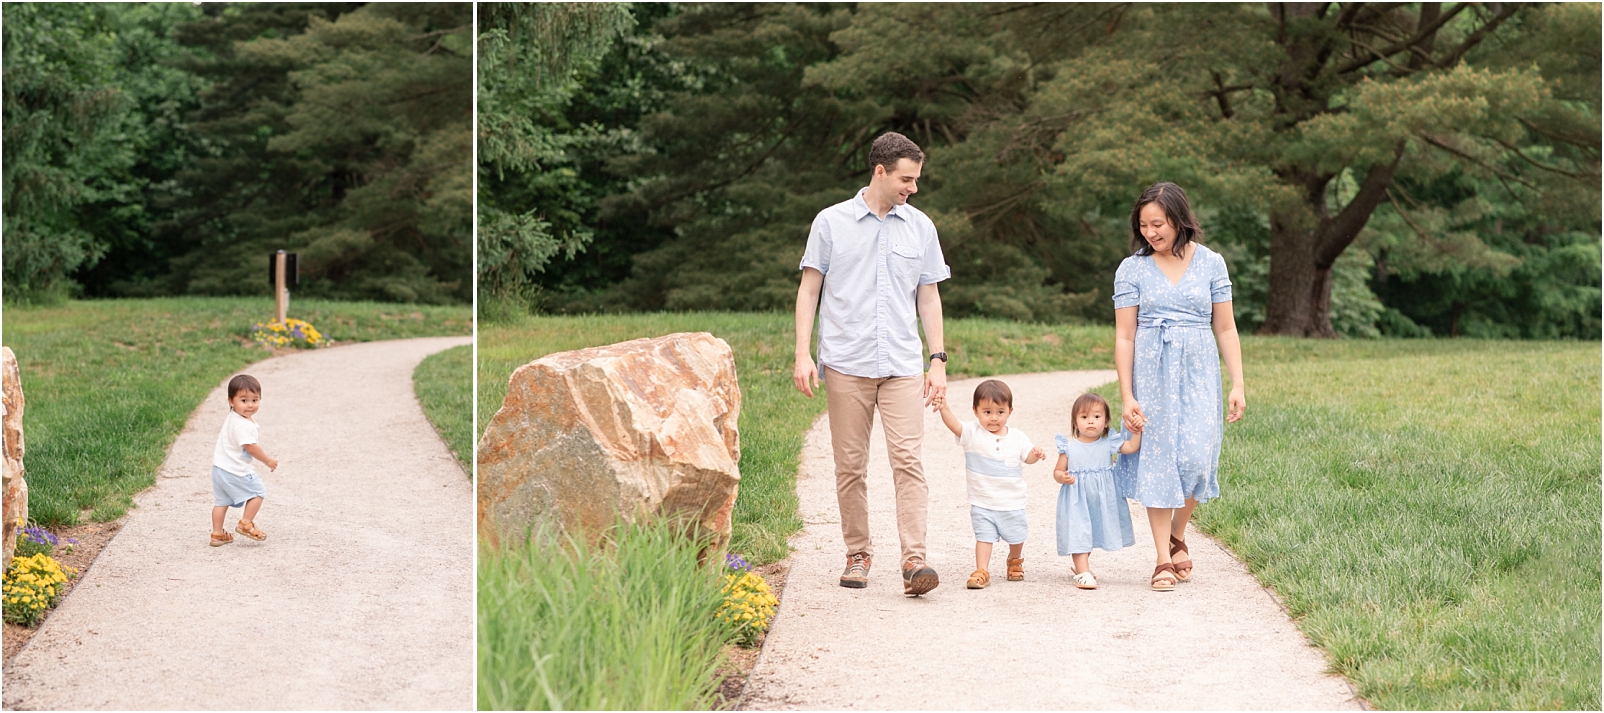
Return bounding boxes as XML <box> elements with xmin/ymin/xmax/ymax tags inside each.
<box><xmin>1055</xmin><ymin>432</ymin><xmax>1136</xmax><ymax>555</ymax></box>
<box><xmin>1112</xmin><ymin>244</ymin><xmax>1232</xmax><ymax>508</ymax></box>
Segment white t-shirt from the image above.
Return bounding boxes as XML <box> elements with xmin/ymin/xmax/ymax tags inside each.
<box><xmin>213</xmin><ymin>410</ymin><xmax>260</xmax><ymax>477</ymax></box>
<box><xmin>956</xmin><ymin>421</ymin><xmax>1034</xmax><ymax>511</ymax></box>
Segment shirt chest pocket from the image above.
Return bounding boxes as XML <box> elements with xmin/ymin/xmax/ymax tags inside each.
<box><xmin>890</xmin><ymin>242</ymin><xmax>922</xmax><ymax>284</ymax></box>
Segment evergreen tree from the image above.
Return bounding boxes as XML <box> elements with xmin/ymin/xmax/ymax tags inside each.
<box><xmin>161</xmin><ymin>2</ymin><xmax>472</xmax><ymax>304</ymax></box>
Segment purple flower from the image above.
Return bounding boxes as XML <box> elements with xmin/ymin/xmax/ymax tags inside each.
<box><xmin>20</xmin><ymin>525</ymin><xmax>57</xmax><ymax>547</ymax></box>
<box><xmin>725</xmin><ymin>553</ymin><xmax>750</xmax><ymax>572</ymax></box>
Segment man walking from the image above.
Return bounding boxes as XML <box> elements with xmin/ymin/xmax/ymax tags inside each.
<box><xmin>793</xmin><ymin>132</ymin><xmax>949</xmax><ymax>596</ymax></box>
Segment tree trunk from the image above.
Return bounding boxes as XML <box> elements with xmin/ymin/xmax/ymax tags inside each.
<box><xmin>1259</xmin><ymin>217</ymin><xmax>1339</xmax><ymax>337</ymax></box>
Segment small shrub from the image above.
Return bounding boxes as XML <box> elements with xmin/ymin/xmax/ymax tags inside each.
<box><xmin>3</xmin><ymin>552</ymin><xmax>75</xmax><ymax>627</ymax></box>
<box><xmin>250</xmin><ymin>318</ymin><xmax>325</xmax><ymax>348</ymax></box>
<box><xmin>716</xmin><ymin>553</ymin><xmax>778</xmax><ymax>647</ymax></box>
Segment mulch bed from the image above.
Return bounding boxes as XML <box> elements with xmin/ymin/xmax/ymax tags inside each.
<box><xmin>2</xmin><ymin>518</ymin><xmax>125</xmax><ymax>667</ymax></box>
<box><xmin>714</xmin><ymin>560</ymin><xmax>789</xmax><ymax>710</ymax></box>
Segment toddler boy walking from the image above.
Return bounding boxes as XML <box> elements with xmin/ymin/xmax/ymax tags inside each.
<box><xmin>209</xmin><ymin>374</ymin><xmax>278</xmax><ymax>546</ymax></box>
<box><xmin>937</xmin><ymin>379</ymin><xmax>1047</xmax><ymax>588</ymax></box>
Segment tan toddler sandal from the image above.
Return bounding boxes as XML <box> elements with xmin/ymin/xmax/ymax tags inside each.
<box><xmin>235</xmin><ymin>521</ymin><xmax>267</xmax><ymax>541</ymax></box>
<box><xmin>966</xmin><ymin>569</ymin><xmax>991</xmax><ymax>589</ymax></box>
<box><xmin>209</xmin><ymin>532</ymin><xmax>234</xmax><ymax>547</ymax></box>
<box><xmin>1006</xmin><ymin>557</ymin><xmax>1025</xmax><ymax>581</ymax></box>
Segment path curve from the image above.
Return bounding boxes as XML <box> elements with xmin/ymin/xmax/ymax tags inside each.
<box><xmin>3</xmin><ymin>336</ymin><xmax>473</xmax><ymax>710</ymax></box>
<box><xmin>744</xmin><ymin>370</ymin><xmax>1363</xmax><ymax>710</ymax></box>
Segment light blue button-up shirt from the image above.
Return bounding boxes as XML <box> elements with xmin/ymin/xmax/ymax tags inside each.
<box><xmin>800</xmin><ymin>187</ymin><xmax>950</xmax><ymax>379</ymax></box>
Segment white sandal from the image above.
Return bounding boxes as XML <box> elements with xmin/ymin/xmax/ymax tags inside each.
<box><xmin>1073</xmin><ymin>570</ymin><xmax>1098</xmax><ymax>590</ymax></box>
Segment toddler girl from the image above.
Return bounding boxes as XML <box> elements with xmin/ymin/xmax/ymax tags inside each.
<box><xmin>1053</xmin><ymin>393</ymin><xmax>1141</xmax><ymax>589</ymax></box>
<box><xmin>210</xmin><ymin>374</ymin><xmax>278</xmax><ymax>546</ymax></box>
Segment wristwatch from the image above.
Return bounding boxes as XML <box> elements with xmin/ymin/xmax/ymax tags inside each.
<box><xmin>928</xmin><ymin>352</ymin><xmax>947</xmax><ymax>365</ymax></box>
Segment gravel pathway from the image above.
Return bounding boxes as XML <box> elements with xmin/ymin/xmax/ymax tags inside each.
<box><xmin>3</xmin><ymin>336</ymin><xmax>473</xmax><ymax>710</ymax></box>
<box><xmin>743</xmin><ymin>370</ymin><xmax>1364</xmax><ymax>710</ymax></box>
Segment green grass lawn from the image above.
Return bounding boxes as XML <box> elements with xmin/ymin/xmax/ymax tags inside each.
<box><xmin>479</xmin><ymin>313</ymin><xmax>1600</xmax><ymax>709</ymax></box>
<box><xmin>1094</xmin><ymin>338</ymin><xmax>1600</xmax><ymax>710</ymax></box>
<box><xmin>2</xmin><ymin>297</ymin><xmax>472</xmax><ymax>525</ymax></box>
<box><xmin>414</xmin><ymin>344</ymin><xmax>472</xmax><ymax>474</ymax></box>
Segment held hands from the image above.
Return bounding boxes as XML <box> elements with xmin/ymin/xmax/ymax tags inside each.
<box><xmin>1122</xmin><ymin>398</ymin><xmax>1146</xmax><ymax>433</ymax></box>
<box><xmin>923</xmin><ymin>360</ymin><xmax>947</xmax><ymax>412</ymax></box>
<box><xmin>793</xmin><ymin>355</ymin><xmax>820</xmax><ymax>398</ymax></box>
<box><xmin>1227</xmin><ymin>385</ymin><xmax>1246</xmax><ymax>423</ymax></box>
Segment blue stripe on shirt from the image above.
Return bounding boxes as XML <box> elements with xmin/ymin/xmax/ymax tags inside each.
<box><xmin>966</xmin><ymin>452</ymin><xmax>1022</xmax><ymax>478</ymax></box>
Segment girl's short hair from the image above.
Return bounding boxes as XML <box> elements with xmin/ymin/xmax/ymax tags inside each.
<box><xmin>1130</xmin><ymin>182</ymin><xmax>1204</xmax><ymax>258</ymax></box>
<box><xmin>1071</xmin><ymin>392</ymin><xmax>1112</xmax><ymax>438</ymax></box>
<box><xmin>972</xmin><ymin>379</ymin><xmax>1013</xmax><ymax>409</ymax></box>
<box><xmin>228</xmin><ymin>374</ymin><xmax>262</xmax><ymax>400</ymax></box>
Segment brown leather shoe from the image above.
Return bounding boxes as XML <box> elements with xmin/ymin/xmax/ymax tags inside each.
<box><xmin>840</xmin><ymin>552</ymin><xmax>871</xmax><ymax>588</ymax></box>
<box><xmin>1006</xmin><ymin>557</ymin><xmax>1025</xmax><ymax>581</ymax></box>
<box><xmin>902</xmin><ymin>556</ymin><xmax>939</xmax><ymax>596</ymax></box>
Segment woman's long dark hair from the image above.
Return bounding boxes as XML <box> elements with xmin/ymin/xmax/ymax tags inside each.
<box><xmin>1130</xmin><ymin>182</ymin><xmax>1203</xmax><ymax>258</ymax></box>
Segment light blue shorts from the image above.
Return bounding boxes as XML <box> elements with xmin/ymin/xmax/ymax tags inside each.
<box><xmin>211</xmin><ymin>466</ymin><xmax>266</xmax><ymax>508</ymax></box>
<box><xmin>970</xmin><ymin>505</ymin><xmax>1028</xmax><ymax>545</ymax></box>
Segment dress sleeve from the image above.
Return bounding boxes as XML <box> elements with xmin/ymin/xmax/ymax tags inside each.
<box><xmin>1054</xmin><ymin>433</ymin><xmax>1071</xmax><ymax>455</ymax></box>
<box><xmin>1112</xmin><ymin>257</ymin><xmax>1140</xmax><ymax>309</ymax></box>
<box><xmin>1209</xmin><ymin>250</ymin><xmax>1232</xmax><ymax>303</ymax></box>
<box><xmin>1106</xmin><ymin>429</ymin><xmax>1127</xmax><ymax>456</ymax></box>
<box><xmin>799</xmin><ymin>215</ymin><xmax>832</xmax><ymax>274</ymax></box>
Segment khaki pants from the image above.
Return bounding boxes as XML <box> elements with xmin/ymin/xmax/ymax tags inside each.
<box><xmin>823</xmin><ymin>366</ymin><xmax>928</xmax><ymax>563</ymax></box>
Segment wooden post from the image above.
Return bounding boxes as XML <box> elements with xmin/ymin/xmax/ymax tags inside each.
<box><xmin>275</xmin><ymin>250</ymin><xmax>288</xmax><ymax>324</ymax></box>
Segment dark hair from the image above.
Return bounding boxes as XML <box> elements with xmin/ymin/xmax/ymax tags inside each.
<box><xmin>869</xmin><ymin>132</ymin><xmax>925</xmax><ymax>175</ymax></box>
<box><xmin>1130</xmin><ymin>182</ymin><xmax>1203</xmax><ymax>258</ymax></box>
<box><xmin>972</xmin><ymin>379</ymin><xmax>1013</xmax><ymax>409</ymax></box>
<box><xmin>1070</xmin><ymin>393</ymin><xmax>1112</xmax><ymax>439</ymax></box>
<box><xmin>228</xmin><ymin>374</ymin><xmax>262</xmax><ymax>401</ymax></box>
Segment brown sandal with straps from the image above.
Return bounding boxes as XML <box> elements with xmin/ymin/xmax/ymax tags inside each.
<box><xmin>1169</xmin><ymin>535</ymin><xmax>1193</xmax><ymax>582</ymax></box>
<box><xmin>966</xmin><ymin>569</ymin><xmax>991</xmax><ymax>589</ymax></box>
<box><xmin>1006</xmin><ymin>557</ymin><xmax>1025</xmax><ymax>581</ymax></box>
<box><xmin>235</xmin><ymin>521</ymin><xmax>266</xmax><ymax>542</ymax></box>
<box><xmin>1151</xmin><ymin>563</ymin><xmax>1178</xmax><ymax>591</ymax></box>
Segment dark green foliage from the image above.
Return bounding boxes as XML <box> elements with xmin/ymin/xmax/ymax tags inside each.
<box><xmin>160</xmin><ymin>3</ymin><xmax>472</xmax><ymax>304</ymax></box>
<box><xmin>3</xmin><ymin>3</ymin><xmax>471</xmax><ymax>305</ymax></box>
<box><xmin>499</xmin><ymin>2</ymin><xmax>1600</xmax><ymax>338</ymax></box>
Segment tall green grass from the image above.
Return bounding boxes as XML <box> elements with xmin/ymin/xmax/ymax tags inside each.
<box><xmin>478</xmin><ymin>521</ymin><xmax>728</xmax><ymax>710</ymax></box>
<box><xmin>1092</xmin><ymin>339</ymin><xmax>1600</xmax><ymax>710</ymax></box>
<box><xmin>477</xmin><ymin>313</ymin><xmax>1114</xmax><ymax>563</ymax></box>
<box><xmin>414</xmin><ymin>344</ymin><xmax>472</xmax><ymax>473</ymax></box>
<box><xmin>2</xmin><ymin>297</ymin><xmax>471</xmax><ymax>524</ymax></box>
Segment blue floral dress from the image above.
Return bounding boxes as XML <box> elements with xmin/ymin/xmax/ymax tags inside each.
<box><xmin>1054</xmin><ymin>432</ymin><xmax>1136</xmax><ymax>555</ymax></box>
<box><xmin>1112</xmin><ymin>244</ymin><xmax>1232</xmax><ymax>508</ymax></box>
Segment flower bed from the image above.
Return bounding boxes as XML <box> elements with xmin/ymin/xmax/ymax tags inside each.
<box><xmin>250</xmin><ymin>318</ymin><xmax>324</xmax><ymax>349</ymax></box>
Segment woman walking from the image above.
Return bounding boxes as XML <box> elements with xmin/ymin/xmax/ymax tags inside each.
<box><xmin>1112</xmin><ymin>182</ymin><xmax>1246</xmax><ymax>591</ymax></box>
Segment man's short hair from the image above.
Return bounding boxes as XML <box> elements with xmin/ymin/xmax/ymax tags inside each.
<box><xmin>869</xmin><ymin>132</ymin><xmax>925</xmax><ymax>174</ymax></box>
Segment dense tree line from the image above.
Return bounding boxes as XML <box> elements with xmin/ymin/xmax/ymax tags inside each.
<box><xmin>487</xmin><ymin>2</ymin><xmax>1599</xmax><ymax>338</ymax></box>
<box><xmin>3</xmin><ymin>2</ymin><xmax>471</xmax><ymax>305</ymax></box>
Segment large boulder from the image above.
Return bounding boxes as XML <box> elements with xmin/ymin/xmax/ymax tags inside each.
<box><xmin>477</xmin><ymin>332</ymin><xmax>742</xmax><ymax>550</ymax></box>
<box><xmin>2</xmin><ymin>347</ymin><xmax>26</xmax><ymax>570</ymax></box>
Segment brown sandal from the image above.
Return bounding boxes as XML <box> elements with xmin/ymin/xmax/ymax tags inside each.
<box><xmin>235</xmin><ymin>521</ymin><xmax>266</xmax><ymax>541</ymax></box>
<box><xmin>209</xmin><ymin>532</ymin><xmax>234</xmax><ymax>547</ymax></box>
<box><xmin>1006</xmin><ymin>557</ymin><xmax>1025</xmax><ymax>581</ymax></box>
<box><xmin>966</xmin><ymin>569</ymin><xmax>991</xmax><ymax>589</ymax></box>
<box><xmin>1151</xmin><ymin>563</ymin><xmax>1178</xmax><ymax>591</ymax></box>
<box><xmin>1169</xmin><ymin>535</ymin><xmax>1193</xmax><ymax>581</ymax></box>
